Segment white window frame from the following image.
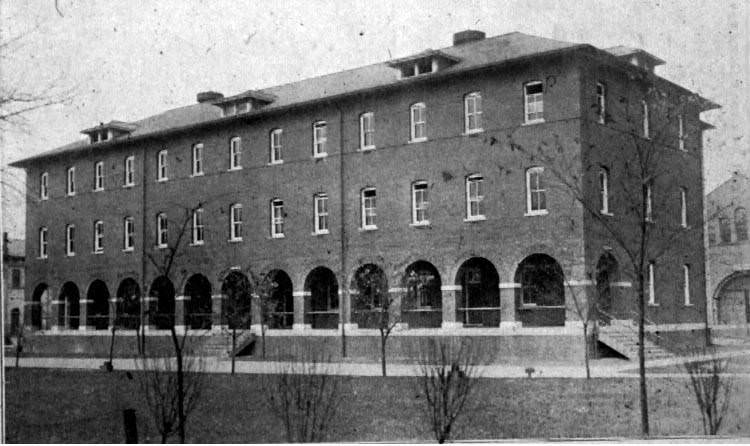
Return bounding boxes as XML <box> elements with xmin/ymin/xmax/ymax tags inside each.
<box><xmin>156</xmin><ymin>213</ymin><xmax>168</xmax><ymax>248</ymax></box>
<box><xmin>524</xmin><ymin>81</ymin><xmax>544</xmax><ymax>124</ymax></box>
<box><xmin>642</xmin><ymin>100</ymin><xmax>650</xmax><ymax>139</ymax></box>
<box><xmin>192</xmin><ymin>143</ymin><xmax>204</xmax><ymax>176</ymax></box>
<box><xmin>465</xmin><ymin>175</ymin><xmax>485</xmax><ymax>221</ymax></box>
<box><xmin>648</xmin><ymin>262</ymin><xmax>656</xmax><ymax>305</ymax></box>
<box><xmin>93</xmin><ymin>162</ymin><xmax>104</xmax><ymax>191</ymax></box>
<box><xmin>313</xmin><ymin>121</ymin><xmax>327</xmax><ymax>157</ymax></box>
<box><xmin>645</xmin><ymin>182</ymin><xmax>654</xmax><ymax>222</ymax></box>
<box><xmin>314</xmin><ymin>193</ymin><xmax>329</xmax><ymax>234</ymax></box>
<box><xmin>411</xmin><ymin>181</ymin><xmax>429</xmax><ymax>225</ymax></box>
<box><xmin>271</xmin><ymin>199</ymin><xmax>285</xmax><ymax>238</ymax></box>
<box><xmin>93</xmin><ymin>220</ymin><xmax>104</xmax><ymax>253</ymax></box>
<box><xmin>191</xmin><ymin>208</ymin><xmax>204</xmax><ymax>245</ymax></box>
<box><xmin>683</xmin><ymin>264</ymin><xmax>691</xmax><ymax>306</ymax></box>
<box><xmin>464</xmin><ymin>92</ymin><xmax>483</xmax><ymax>133</ymax></box>
<box><xmin>680</xmin><ymin>187</ymin><xmax>688</xmax><ymax>228</ymax></box>
<box><xmin>66</xmin><ymin>224</ymin><xmax>75</xmax><ymax>256</ymax></box>
<box><xmin>410</xmin><ymin>103</ymin><xmax>427</xmax><ymax>142</ymax></box>
<box><xmin>270</xmin><ymin>129</ymin><xmax>283</xmax><ymax>164</ymax></box>
<box><xmin>599</xmin><ymin>168</ymin><xmax>611</xmax><ymax>215</ymax></box>
<box><xmin>157</xmin><ymin>150</ymin><xmax>168</xmax><ymax>181</ymax></box>
<box><xmin>229</xmin><ymin>137</ymin><xmax>242</xmax><ymax>170</ymax></box>
<box><xmin>66</xmin><ymin>166</ymin><xmax>76</xmax><ymax>196</ymax></box>
<box><xmin>525</xmin><ymin>167</ymin><xmax>548</xmax><ymax>216</ymax></box>
<box><xmin>40</xmin><ymin>172</ymin><xmax>49</xmax><ymax>200</ymax></box>
<box><xmin>361</xmin><ymin>188</ymin><xmax>377</xmax><ymax>230</ymax></box>
<box><xmin>360</xmin><ymin>112</ymin><xmax>375</xmax><ymax>150</ymax></box>
<box><xmin>39</xmin><ymin>227</ymin><xmax>48</xmax><ymax>259</ymax></box>
<box><xmin>229</xmin><ymin>203</ymin><xmax>243</xmax><ymax>241</ymax></box>
<box><xmin>123</xmin><ymin>217</ymin><xmax>135</xmax><ymax>251</ymax></box>
<box><xmin>124</xmin><ymin>155</ymin><xmax>135</xmax><ymax>187</ymax></box>
<box><xmin>596</xmin><ymin>82</ymin><xmax>606</xmax><ymax>124</ymax></box>
<box><xmin>678</xmin><ymin>114</ymin><xmax>686</xmax><ymax>151</ymax></box>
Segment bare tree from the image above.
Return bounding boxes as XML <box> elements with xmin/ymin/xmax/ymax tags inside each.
<box><xmin>263</xmin><ymin>349</ymin><xmax>346</xmax><ymax>443</ymax></box>
<box><xmin>510</xmin><ymin>81</ymin><xmax>711</xmax><ymax>435</ymax></box>
<box><xmin>565</xmin><ymin>271</ymin><xmax>596</xmax><ymax>379</ymax></box>
<box><xmin>683</xmin><ymin>348</ymin><xmax>734</xmax><ymax>435</ymax></box>
<box><xmin>14</xmin><ymin>322</ymin><xmax>24</xmax><ymax>368</ymax></box>
<box><xmin>243</xmin><ymin>270</ymin><xmax>279</xmax><ymax>360</ymax></box>
<box><xmin>415</xmin><ymin>338</ymin><xmax>484</xmax><ymax>444</ymax></box>
<box><xmin>220</xmin><ymin>270</ymin><xmax>253</xmax><ymax>374</ymax></box>
<box><xmin>352</xmin><ymin>263</ymin><xmax>399</xmax><ymax>376</ymax></box>
<box><xmin>136</xmin><ymin>349</ymin><xmax>206</xmax><ymax>443</ymax></box>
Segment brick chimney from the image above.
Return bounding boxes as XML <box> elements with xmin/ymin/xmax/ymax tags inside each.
<box><xmin>453</xmin><ymin>30</ymin><xmax>486</xmax><ymax>46</ymax></box>
<box><xmin>196</xmin><ymin>91</ymin><xmax>224</xmax><ymax>103</ymax></box>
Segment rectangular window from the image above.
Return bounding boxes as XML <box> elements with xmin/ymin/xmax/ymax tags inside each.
<box><xmin>93</xmin><ymin>220</ymin><xmax>104</xmax><ymax>253</ymax></box>
<box><xmin>124</xmin><ymin>217</ymin><xmax>135</xmax><ymax>251</ymax></box>
<box><xmin>526</xmin><ymin>167</ymin><xmax>547</xmax><ymax>215</ymax></box>
<box><xmin>313</xmin><ymin>122</ymin><xmax>327</xmax><ymax>157</ymax></box>
<box><xmin>466</xmin><ymin>175</ymin><xmax>484</xmax><ymax>220</ymax></box>
<box><xmin>410</xmin><ymin>103</ymin><xmax>426</xmax><ymax>142</ymax></box>
<box><xmin>157</xmin><ymin>150</ymin><xmax>168</xmax><ymax>181</ymax></box>
<box><xmin>680</xmin><ymin>188</ymin><xmax>688</xmax><ymax>228</ymax></box>
<box><xmin>40</xmin><ymin>172</ymin><xmax>49</xmax><ymax>200</ymax></box>
<box><xmin>361</xmin><ymin>188</ymin><xmax>377</xmax><ymax>229</ymax></box>
<box><xmin>683</xmin><ymin>264</ymin><xmax>691</xmax><ymax>305</ymax></box>
<box><xmin>94</xmin><ymin>161</ymin><xmax>104</xmax><ymax>191</ymax></box>
<box><xmin>645</xmin><ymin>182</ymin><xmax>653</xmax><ymax>222</ymax></box>
<box><xmin>648</xmin><ymin>262</ymin><xmax>656</xmax><ymax>305</ymax></box>
<box><xmin>360</xmin><ymin>112</ymin><xmax>375</xmax><ymax>150</ymax></box>
<box><xmin>524</xmin><ymin>82</ymin><xmax>544</xmax><ymax>124</ymax></box>
<box><xmin>66</xmin><ymin>167</ymin><xmax>75</xmax><ymax>196</ymax></box>
<box><xmin>642</xmin><ymin>101</ymin><xmax>650</xmax><ymax>138</ymax></box>
<box><xmin>600</xmin><ymin>168</ymin><xmax>610</xmax><ymax>214</ymax></box>
<box><xmin>10</xmin><ymin>268</ymin><xmax>21</xmax><ymax>289</ymax></box>
<box><xmin>596</xmin><ymin>82</ymin><xmax>606</xmax><ymax>124</ymax></box>
<box><xmin>314</xmin><ymin>193</ymin><xmax>329</xmax><ymax>234</ymax></box>
<box><xmin>464</xmin><ymin>92</ymin><xmax>482</xmax><ymax>133</ymax></box>
<box><xmin>192</xmin><ymin>208</ymin><xmax>204</xmax><ymax>244</ymax></box>
<box><xmin>412</xmin><ymin>182</ymin><xmax>429</xmax><ymax>225</ymax></box>
<box><xmin>230</xmin><ymin>204</ymin><xmax>243</xmax><ymax>241</ymax></box>
<box><xmin>678</xmin><ymin>114</ymin><xmax>686</xmax><ymax>151</ymax></box>
<box><xmin>157</xmin><ymin>213</ymin><xmax>168</xmax><ymax>248</ymax></box>
<box><xmin>270</xmin><ymin>129</ymin><xmax>283</xmax><ymax>164</ymax></box>
<box><xmin>66</xmin><ymin>224</ymin><xmax>75</xmax><ymax>256</ymax></box>
<box><xmin>124</xmin><ymin>155</ymin><xmax>135</xmax><ymax>186</ymax></box>
<box><xmin>230</xmin><ymin>137</ymin><xmax>242</xmax><ymax>170</ymax></box>
<box><xmin>271</xmin><ymin>199</ymin><xmax>284</xmax><ymax>238</ymax></box>
<box><xmin>39</xmin><ymin>227</ymin><xmax>48</xmax><ymax>259</ymax></box>
<box><xmin>192</xmin><ymin>143</ymin><xmax>203</xmax><ymax>176</ymax></box>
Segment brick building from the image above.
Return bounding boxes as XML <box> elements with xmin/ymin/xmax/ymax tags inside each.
<box><xmin>10</xmin><ymin>31</ymin><xmax>717</xmax><ymax>360</ymax></box>
<box><xmin>2</xmin><ymin>233</ymin><xmax>25</xmax><ymax>337</ymax></box>
<box><xmin>705</xmin><ymin>172</ymin><xmax>750</xmax><ymax>331</ymax></box>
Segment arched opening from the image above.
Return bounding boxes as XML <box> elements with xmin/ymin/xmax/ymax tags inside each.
<box><xmin>351</xmin><ymin>264</ymin><xmax>388</xmax><ymax>329</ymax></box>
<box><xmin>149</xmin><ymin>276</ymin><xmax>175</xmax><ymax>329</ymax></box>
<box><xmin>455</xmin><ymin>258</ymin><xmax>499</xmax><ymax>327</ymax></box>
<box><xmin>515</xmin><ymin>254</ymin><xmax>565</xmax><ymax>327</ymax></box>
<box><xmin>86</xmin><ymin>280</ymin><xmax>110</xmax><ymax>330</ymax></box>
<box><xmin>596</xmin><ymin>253</ymin><xmax>620</xmax><ymax>322</ymax></box>
<box><xmin>59</xmin><ymin>282</ymin><xmax>80</xmax><ymax>330</ymax></box>
<box><xmin>30</xmin><ymin>283</ymin><xmax>48</xmax><ymax>330</ymax></box>
<box><xmin>716</xmin><ymin>271</ymin><xmax>750</xmax><ymax>325</ymax></box>
<box><xmin>402</xmin><ymin>260</ymin><xmax>442</xmax><ymax>328</ymax></box>
<box><xmin>222</xmin><ymin>271</ymin><xmax>252</xmax><ymax>329</ymax></box>
<box><xmin>267</xmin><ymin>270</ymin><xmax>293</xmax><ymax>329</ymax></box>
<box><xmin>116</xmin><ymin>278</ymin><xmax>141</xmax><ymax>330</ymax></box>
<box><xmin>185</xmin><ymin>274</ymin><xmax>212</xmax><ymax>329</ymax></box>
<box><xmin>304</xmin><ymin>267</ymin><xmax>339</xmax><ymax>329</ymax></box>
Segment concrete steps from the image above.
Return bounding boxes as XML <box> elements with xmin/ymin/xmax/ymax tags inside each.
<box><xmin>598</xmin><ymin>324</ymin><xmax>674</xmax><ymax>361</ymax></box>
<box><xmin>200</xmin><ymin>331</ymin><xmax>257</xmax><ymax>358</ymax></box>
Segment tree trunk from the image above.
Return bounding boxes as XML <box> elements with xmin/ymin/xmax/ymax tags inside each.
<box><xmin>341</xmin><ymin>321</ymin><xmax>347</xmax><ymax>358</ymax></box>
<box><xmin>637</xmin><ymin>273</ymin><xmax>649</xmax><ymax>436</ymax></box>
<box><xmin>260</xmin><ymin>323</ymin><xmax>266</xmax><ymax>359</ymax></box>
<box><xmin>231</xmin><ymin>328</ymin><xmax>237</xmax><ymax>375</ymax></box>
<box><xmin>380</xmin><ymin>331</ymin><xmax>387</xmax><ymax>377</ymax></box>
<box><xmin>108</xmin><ymin>326</ymin><xmax>117</xmax><ymax>370</ymax></box>
<box><xmin>170</xmin><ymin>327</ymin><xmax>186</xmax><ymax>443</ymax></box>
<box><xmin>15</xmin><ymin>345</ymin><xmax>21</xmax><ymax>368</ymax></box>
<box><xmin>583</xmin><ymin>322</ymin><xmax>591</xmax><ymax>379</ymax></box>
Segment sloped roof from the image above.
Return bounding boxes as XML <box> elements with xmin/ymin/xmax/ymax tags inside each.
<box><xmin>604</xmin><ymin>45</ymin><xmax>666</xmax><ymax>65</ymax></box>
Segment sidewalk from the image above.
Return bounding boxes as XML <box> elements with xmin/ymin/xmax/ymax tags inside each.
<box><xmin>11</xmin><ymin>347</ymin><xmax>750</xmax><ymax>378</ymax></box>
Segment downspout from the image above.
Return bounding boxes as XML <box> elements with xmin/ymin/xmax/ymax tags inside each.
<box><xmin>337</xmin><ymin>103</ymin><xmax>347</xmax><ymax>357</ymax></box>
<box><xmin>141</xmin><ymin>144</ymin><xmax>148</xmax><ymax>351</ymax></box>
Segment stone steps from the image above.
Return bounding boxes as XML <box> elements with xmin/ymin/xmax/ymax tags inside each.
<box><xmin>598</xmin><ymin>326</ymin><xmax>674</xmax><ymax>361</ymax></box>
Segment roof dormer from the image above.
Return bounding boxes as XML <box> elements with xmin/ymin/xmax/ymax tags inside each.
<box><xmin>213</xmin><ymin>90</ymin><xmax>276</xmax><ymax>117</ymax></box>
<box><xmin>604</xmin><ymin>46</ymin><xmax>665</xmax><ymax>74</ymax></box>
<box><xmin>81</xmin><ymin>121</ymin><xmax>136</xmax><ymax>144</ymax></box>
<box><xmin>388</xmin><ymin>49</ymin><xmax>461</xmax><ymax>79</ymax></box>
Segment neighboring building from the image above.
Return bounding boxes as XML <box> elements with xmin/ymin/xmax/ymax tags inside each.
<box><xmin>3</xmin><ymin>233</ymin><xmax>25</xmax><ymax>336</ymax></box>
<box><xmin>10</xmin><ymin>30</ymin><xmax>717</xmax><ymax>359</ymax></box>
<box><xmin>706</xmin><ymin>172</ymin><xmax>750</xmax><ymax>329</ymax></box>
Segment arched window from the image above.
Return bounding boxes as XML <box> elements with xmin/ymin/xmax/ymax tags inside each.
<box><xmin>735</xmin><ymin>207</ymin><xmax>748</xmax><ymax>241</ymax></box>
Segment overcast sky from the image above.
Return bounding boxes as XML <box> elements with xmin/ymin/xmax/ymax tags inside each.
<box><xmin>1</xmin><ymin>0</ymin><xmax>748</xmax><ymax>238</ymax></box>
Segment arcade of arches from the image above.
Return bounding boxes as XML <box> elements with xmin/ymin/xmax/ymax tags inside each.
<box><xmin>24</xmin><ymin>255</ymin><xmax>607</xmax><ymax>331</ymax></box>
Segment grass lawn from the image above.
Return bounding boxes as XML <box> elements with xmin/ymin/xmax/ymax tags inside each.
<box><xmin>5</xmin><ymin>367</ymin><xmax>750</xmax><ymax>443</ymax></box>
